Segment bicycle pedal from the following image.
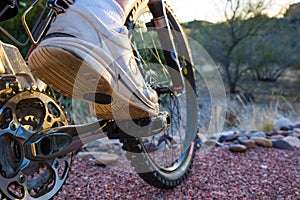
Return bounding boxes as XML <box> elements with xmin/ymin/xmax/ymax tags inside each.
<box><xmin>107</xmin><ymin>112</ymin><xmax>170</xmax><ymax>139</ymax></box>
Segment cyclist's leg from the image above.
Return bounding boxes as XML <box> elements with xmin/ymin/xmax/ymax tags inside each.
<box><xmin>29</xmin><ymin>0</ymin><xmax>159</xmax><ymax>120</ymax></box>
<box><xmin>115</xmin><ymin>0</ymin><xmax>139</xmax><ymax>16</ymax></box>
<box><xmin>75</xmin><ymin>0</ymin><xmax>126</xmax><ymax>33</ymax></box>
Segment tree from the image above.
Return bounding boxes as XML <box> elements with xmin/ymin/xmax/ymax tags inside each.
<box><xmin>246</xmin><ymin>18</ymin><xmax>300</xmax><ymax>81</ymax></box>
<box><xmin>214</xmin><ymin>0</ymin><xmax>272</xmax><ymax>93</ymax></box>
<box><xmin>184</xmin><ymin>0</ymin><xmax>274</xmax><ymax>93</ymax></box>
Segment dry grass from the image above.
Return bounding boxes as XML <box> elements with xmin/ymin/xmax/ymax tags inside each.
<box><xmin>224</xmin><ymin>94</ymin><xmax>300</xmax><ymax>131</ymax></box>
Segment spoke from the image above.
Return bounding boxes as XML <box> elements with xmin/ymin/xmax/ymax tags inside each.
<box><xmin>132</xmin><ymin>9</ymin><xmax>190</xmax><ymax>171</ymax></box>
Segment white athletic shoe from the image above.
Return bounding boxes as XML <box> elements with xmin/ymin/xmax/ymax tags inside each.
<box><xmin>28</xmin><ymin>5</ymin><xmax>159</xmax><ymax>120</ymax></box>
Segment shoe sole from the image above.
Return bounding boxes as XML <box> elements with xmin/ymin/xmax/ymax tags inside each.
<box><xmin>29</xmin><ymin>44</ymin><xmax>158</xmax><ymax>120</ymax></box>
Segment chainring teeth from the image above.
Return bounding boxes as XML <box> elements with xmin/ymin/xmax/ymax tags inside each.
<box><xmin>0</xmin><ymin>89</ymin><xmax>68</xmax><ymax>131</ymax></box>
<box><xmin>0</xmin><ymin>89</ymin><xmax>71</xmax><ymax>199</ymax></box>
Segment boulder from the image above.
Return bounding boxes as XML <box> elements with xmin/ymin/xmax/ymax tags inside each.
<box><xmin>229</xmin><ymin>144</ymin><xmax>247</xmax><ymax>152</ymax></box>
<box><xmin>272</xmin><ymin>140</ymin><xmax>294</xmax><ymax>151</ymax></box>
<box><xmin>252</xmin><ymin>137</ymin><xmax>273</xmax><ymax>148</ymax></box>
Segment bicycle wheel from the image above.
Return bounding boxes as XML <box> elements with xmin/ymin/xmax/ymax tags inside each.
<box><xmin>121</xmin><ymin>0</ymin><xmax>198</xmax><ymax>189</ymax></box>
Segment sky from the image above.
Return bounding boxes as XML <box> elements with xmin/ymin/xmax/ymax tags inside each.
<box><xmin>168</xmin><ymin>0</ymin><xmax>300</xmax><ymax>23</ymax></box>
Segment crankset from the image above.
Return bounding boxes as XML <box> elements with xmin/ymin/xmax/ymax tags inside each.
<box><xmin>0</xmin><ymin>88</ymin><xmax>71</xmax><ymax>199</ymax></box>
<box><xmin>0</xmin><ymin>87</ymin><xmax>170</xmax><ymax>199</ymax></box>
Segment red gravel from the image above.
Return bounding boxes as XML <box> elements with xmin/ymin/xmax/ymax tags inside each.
<box><xmin>54</xmin><ymin>147</ymin><xmax>300</xmax><ymax>199</ymax></box>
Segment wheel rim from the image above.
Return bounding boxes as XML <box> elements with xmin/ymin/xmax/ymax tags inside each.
<box><xmin>130</xmin><ymin>8</ymin><xmax>197</xmax><ymax>172</ymax></box>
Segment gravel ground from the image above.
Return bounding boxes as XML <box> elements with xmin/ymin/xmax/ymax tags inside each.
<box><xmin>55</xmin><ymin>147</ymin><xmax>300</xmax><ymax>199</ymax></box>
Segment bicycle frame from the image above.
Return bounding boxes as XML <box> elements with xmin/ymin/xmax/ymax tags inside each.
<box><xmin>0</xmin><ymin>1</ymin><xmax>199</xmax><ymax>198</ymax></box>
<box><xmin>0</xmin><ymin>0</ymin><xmax>173</xmax><ymax>162</ymax></box>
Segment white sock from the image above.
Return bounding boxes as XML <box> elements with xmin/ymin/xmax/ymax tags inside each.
<box><xmin>74</xmin><ymin>0</ymin><xmax>126</xmax><ymax>33</ymax></box>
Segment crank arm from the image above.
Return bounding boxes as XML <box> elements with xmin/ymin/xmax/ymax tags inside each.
<box><xmin>24</xmin><ymin>112</ymin><xmax>170</xmax><ymax>161</ymax></box>
<box><xmin>24</xmin><ymin>120</ymin><xmax>108</xmax><ymax>161</ymax></box>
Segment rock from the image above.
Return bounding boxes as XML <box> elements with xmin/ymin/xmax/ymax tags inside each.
<box><xmin>218</xmin><ymin>133</ymin><xmax>238</xmax><ymax>143</ymax></box>
<box><xmin>271</xmin><ymin>130</ymin><xmax>291</xmax><ymax>137</ymax></box>
<box><xmin>229</xmin><ymin>144</ymin><xmax>247</xmax><ymax>152</ymax></box>
<box><xmin>274</xmin><ymin>118</ymin><xmax>292</xmax><ymax>131</ymax></box>
<box><xmin>283</xmin><ymin>136</ymin><xmax>300</xmax><ymax>148</ymax></box>
<box><xmin>292</xmin><ymin>132</ymin><xmax>300</xmax><ymax>140</ymax></box>
<box><xmin>85</xmin><ymin>140</ymin><xmax>101</xmax><ymax>149</ymax></box>
<box><xmin>95</xmin><ymin>153</ymin><xmax>119</xmax><ymax>166</ymax></box>
<box><xmin>250</xmin><ymin>131</ymin><xmax>266</xmax><ymax>138</ymax></box>
<box><xmin>252</xmin><ymin>137</ymin><xmax>273</xmax><ymax>148</ymax></box>
<box><xmin>293</xmin><ymin>128</ymin><xmax>300</xmax><ymax>134</ymax></box>
<box><xmin>265</xmin><ymin>132</ymin><xmax>273</xmax><ymax>137</ymax></box>
<box><xmin>98</xmin><ymin>143</ymin><xmax>113</xmax><ymax>152</ymax></box>
<box><xmin>76</xmin><ymin>152</ymin><xmax>108</xmax><ymax>160</ymax></box>
<box><xmin>291</xmin><ymin>122</ymin><xmax>300</xmax><ymax>129</ymax></box>
<box><xmin>269</xmin><ymin>135</ymin><xmax>285</xmax><ymax>140</ymax></box>
<box><xmin>204</xmin><ymin>139</ymin><xmax>220</xmax><ymax>146</ymax></box>
<box><xmin>240</xmin><ymin>139</ymin><xmax>256</xmax><ymax>149</ymax></box>
<box><xmin>77</xmin><ymin>152</ymin><xmax>93</xmax><ymax>160</ymax></box>
<box><xmin>272</xmin><ymin>140</ymin><xmax>294</xmax><ymax>151</ymax></box>
<box><xmin>237</xmin><ymin>136</ymin><xmax>249</xmax><ymax>143</ymax></box>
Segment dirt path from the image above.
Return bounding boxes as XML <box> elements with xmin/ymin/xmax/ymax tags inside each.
<box><xmin>55</xmin><ymin>147</ymin><xmax>300</xmax><ymax>199</ymax></box>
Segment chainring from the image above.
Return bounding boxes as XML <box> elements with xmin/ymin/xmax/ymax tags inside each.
<box><xmin>0</xmin><ymin>88</ymin><xmax>72</xmax><ymax>199</ymax></box>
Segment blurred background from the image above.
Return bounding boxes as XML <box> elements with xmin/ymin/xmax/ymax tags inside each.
<box><xmin>1</xmin><ymin>0</ymin><xmax>299</xmax><ymax>133</ymax></box>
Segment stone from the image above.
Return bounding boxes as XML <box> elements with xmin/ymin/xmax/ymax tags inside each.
<box><xmin>85</xmin><ymin>140</ymin><xmax>101</xmax><ymax>149</ymax></box>
<box><xmin>252</xmin><ymin>137</ymin><xmax>273</xmax><ymax>148</ymax></box>
<box><xmin>283</xmin><ymin>136</ymin><xmax>300</xmax><ymax>148</ymax></box>
<box><xmin>229</xmin><ymin>144</ymin><xmax>247</xmax><ymax>152</ymax></box>
<box><xmin>250</xmin><ymin>131</ymin><xmax>266</xmax><ymax>138</ymax></box>
<box><xmin>292</xmin><ymin>133</ymin><xmax>300</xmax><ymax>140</ymax></box>
<box><xmin>240</xmin><ymin>139</ymin><xmax>256</xmax><ymax>149</ymax></box>
<box><xmin>98</xmin><ymin>143</ymin><xmax>113</xmax><ymax>152</ymax></box>
<box><xmin>269</xmin><ymin>135</ymin><xmax>285</xmax><ymax>140</ymax></box>
<box><xmin>76</xmin><ymin>152</ymin><xmax>108</xmax><ymax>160</ymax></box>
<box><xmin>265</xmin><ymin>132</ymin><xmax>273</xmax><ymax>137</ymax></box>
<box><xmin>76</xmin><ymin>152</ymin><xmax>93</xmax><ymax>160</ymax></box>
<box><xmin>95</xmin><ymin>153</ymin><xmax>119</xmax><ymax>166</ymax></box>
<box><xmin>272</xmin><ymin>140</ymin><xmax>294</xmax><ymax>151</ymax></box>
<box><xmin>218</xmin><ymin>133</ymin><xmax>238</xmax><ymax>143</ymax></box>
<box><xmin>204</xmin><ymin>139</ymin><xmax>220</xmax><ymax>146</ymax></box>
<box><xmin>293</xmin><ymin>128</ymin><xmax>300</xmax><ymax>134</ymax></box>
<box><xmin>291</xmin><ymin>122</ymin><xmax>300</xmax><ymax>129</ymax></box>
<box><xmin>237</xmin><ymin>136</ymin><xmax>249</xmax><ymax>143</ymax></box>
<box><xmin>274</xmin><ymin>118</ymin><xmax>292</xmax><ymax>131</ymax></box>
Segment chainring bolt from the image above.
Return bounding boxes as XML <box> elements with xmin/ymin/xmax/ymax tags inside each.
<box><xmin>47</xmin><ymin>116</ymin><xmax>52</xmax><ymax>122</ymax></box>
<box><xmin>54</xmin><ymin>161</ymin><xmax>59</xmax><ymax>168</ymax></box>
<box><xmin>10</xmin><ymin>122</ymin><xmax>18</xmax><ymax>131</ymax></box>
<box><xmin>19</xmin><ymin>174</ymin><xmax>25</xmax><ymax>183</ymax></box>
